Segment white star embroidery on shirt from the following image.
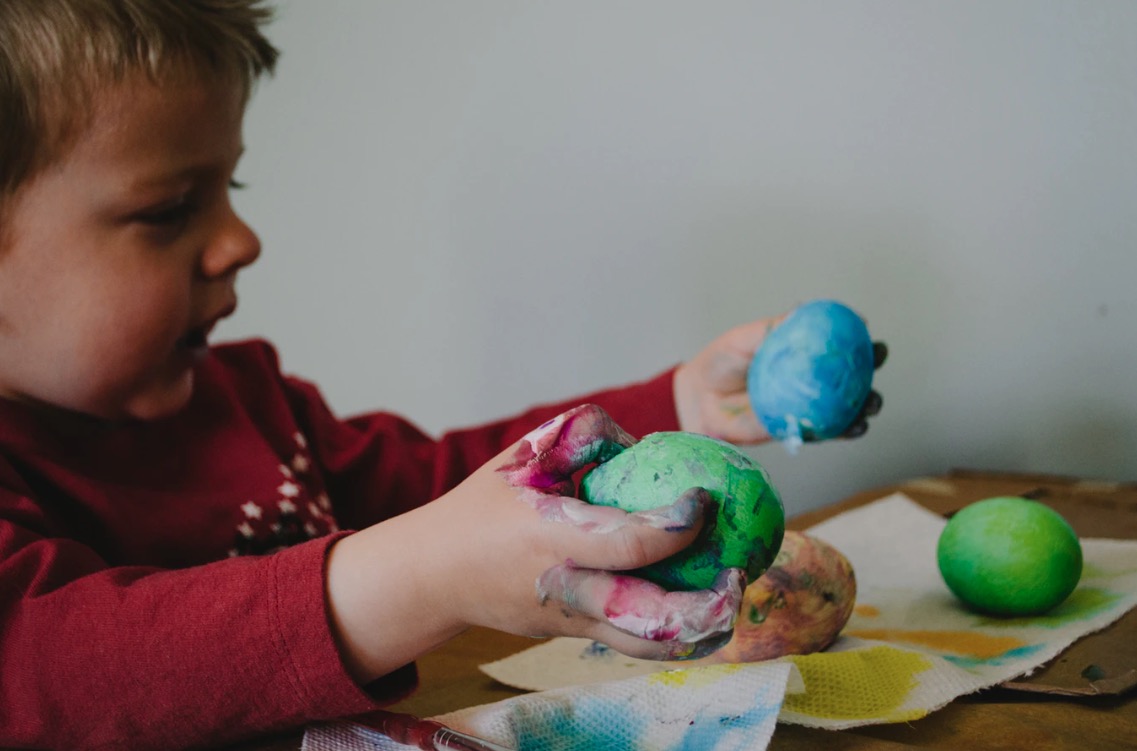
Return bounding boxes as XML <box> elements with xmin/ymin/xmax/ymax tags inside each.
<box><xmin>279</xmin><ymin>464</ymin><xmax>294</xmax><ymax>479</ymax></box>
<box><xmin>278</xmin><ymin>481</ymin><xmax>301</xmax><ymax>499</ymax></box>
<box><xmin>241</xmin><ymin>501</ymin><xmax>263</xmax><ymax>520</ymax></box>
<box><xmin>294</xmin><ymin>431</ymin><xmax>308</xmax><ymax>449</ymax></box>
<box><xmin>237</xmin><ymin>522</ymin><xmax>255</xmax><ymax>538</ymax></box>
<box><xmin>308</xmin><ymin>502</ymin><xmax>323</xmax><ymax>518</ymax></box>
<box><xmin>304</xmin><ymin>522</ymin><xmax>319</xmax><ymax>537</ymax></box>
<box><xmin>318</xmin><ymin>493</ymin><xmax>332</xmax><ymax>511</ymax></box>
<box><xmin>292</xmin><ymin>454</ymin><xmax>310</xmax><ymax>473</ymax></box>
<box><xmin>278</xmin><ymin>499</ymin><xmax>297</xmax><ymax>515</ymax></box>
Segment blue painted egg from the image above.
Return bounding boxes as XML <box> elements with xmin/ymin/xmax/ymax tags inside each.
<box><xmin>747</xmin><ymin>300</ymin><xmax>874</xmax><ymax>442</ymax></box>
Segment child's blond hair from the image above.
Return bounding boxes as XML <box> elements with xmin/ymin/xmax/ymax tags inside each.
<box><xmin>0</xmin><ymin>0</ymin><xmax>278</xmax><ymax>207</ymax></box>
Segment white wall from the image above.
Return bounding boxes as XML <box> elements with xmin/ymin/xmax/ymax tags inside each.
<box><xmin>226</xmin><ymin>0</ymin><xmax>1137</xmax><ymax>517</ymax></box>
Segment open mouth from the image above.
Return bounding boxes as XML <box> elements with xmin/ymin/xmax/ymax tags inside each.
<box><xmin>179</xmin><ymin>302</ymin><xmax>235</xmax><ymax>354</ymax></box>
<box><xmin>178</xmin><ymin>322</ymin><xmax>214</xmax><ymax>351</ymax></box>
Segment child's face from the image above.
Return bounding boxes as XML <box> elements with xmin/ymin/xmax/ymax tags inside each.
<box><xmin>0</xmin><ymin>74</ymin><xmax>261</xmax><ymax>422</ymax></box>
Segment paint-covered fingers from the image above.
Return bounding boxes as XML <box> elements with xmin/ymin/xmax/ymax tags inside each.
<box><xmin>497</xmin><ymin>404</ymin><xmax>635</xmax><ymax>493</ymax></box>
<box><xmin>872</xmin><ymin>341</ymin><xmax>889</xmax><ymax>370</ymax></box>
<box><xmin>838</xmin><ymin>342</ymin><xmax>887</xmax><ymax>440</ymax></box>
<box><xmin>536</xmin><ymin>564</ymin><xmax>744</xmax><ymax>660</ymax></box>
<box><xmin>840</xmin><ymin>390</ymin><xmax>883</xmax><ymax>439</ymax></box>
<box><xmin>588</xmin><ymin>621</ymin><xmax>735</xmax><ymax>662</ymax></box>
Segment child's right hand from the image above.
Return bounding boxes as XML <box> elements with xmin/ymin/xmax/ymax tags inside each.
<box><xmin>325</xmin><ymin>405</ymin><xmax>744</xmax><ymax>684</ymax></box>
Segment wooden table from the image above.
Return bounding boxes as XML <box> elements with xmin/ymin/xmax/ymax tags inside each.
<box><xmin>240</xmin><ymin>470</ymin><xmax>1137</xmax><ymax>750</ymax></box>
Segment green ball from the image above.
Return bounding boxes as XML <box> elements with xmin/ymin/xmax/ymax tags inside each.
<box><xmin>937</xmin><ymin>496</ymin><xmax>1083</xmax><ymax>616</ymax></box>
<box><xmin>579</xmin><ymin>431</ymin><xmax>785</xmax><ymax>591</ymax></box>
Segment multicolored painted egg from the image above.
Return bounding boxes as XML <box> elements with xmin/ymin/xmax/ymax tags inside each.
<box><xmin>710</xmin><ymin>530</ymin><xmax>856</xmax><ymax>662</ymax></box>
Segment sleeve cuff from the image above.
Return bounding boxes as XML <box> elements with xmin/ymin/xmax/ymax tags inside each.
<box><xmin>268</xmin><ymin>533</ymin><xmax>419</xmax><ymax>720</ymax></box>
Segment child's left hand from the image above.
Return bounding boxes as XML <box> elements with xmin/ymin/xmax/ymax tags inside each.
<box><xmin>673</xmin><ymin>313</ymin><xmax>887</xmax><ymax>444</ymax></box>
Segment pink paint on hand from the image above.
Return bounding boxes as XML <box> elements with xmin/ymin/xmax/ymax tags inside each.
<box><xmin>537</xmin><ymin>564</ymin><xmax>744</xmax><ymax>659</ymax></box>
<box><xmin>498</xmin><ymin>404</ymin><xmax>669</xmax><ymax>532</ymax></box>
<box><xmin>497</xmin><ymin>405</ymin><xmax>633</xmax><ymax>493</ymax></box>
<box><xmin>500</xmin><ymin>406</ymin><xmax>741</xmax><ymax>660</ymax></box>
<box><xmin>603</xmin><ymin>568</ymin><xmax>744</xmax><ymax>645</ymax></box>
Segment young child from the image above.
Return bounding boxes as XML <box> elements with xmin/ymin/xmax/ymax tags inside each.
<box><xmin>0</xmin><ymin>2</ymin><xmax>884</xmax><ymax>749</ymax></box>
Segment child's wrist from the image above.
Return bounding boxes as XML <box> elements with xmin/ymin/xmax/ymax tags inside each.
<box><xmin>324</xmin><ymin>511</ymin><xmax>466</xmax><ymax>683</ymax></box>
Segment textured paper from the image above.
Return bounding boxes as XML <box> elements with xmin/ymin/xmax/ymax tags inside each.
<box><xmin>304</xmin><ymin>661</ymin><xmax>794</xmax><ymax>751</ymax></box>
<box><xmin>480</xmin><ymin>493</ymin><xmax>1137</xmax><ymax>729</ymax></box>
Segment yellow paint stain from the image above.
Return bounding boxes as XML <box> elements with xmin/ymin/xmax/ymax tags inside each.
<box><xmin>782</xmin><ymin>646</ymin><xmax>930</xmax><ymax>722</ymax></box>
<box><xmin>649</xmin><ymin>662</ymin><xmax>742</xmax><ymax>689</ymax></box>
<box><xmin>847</xmin><ymin>628</ymin><xmax>1026</xmax><ymax>659</ymax></box>
<box><xmin>854</xmin><ymin>604</ymin><xmax>880</xmax><ymax>617</ymax></box>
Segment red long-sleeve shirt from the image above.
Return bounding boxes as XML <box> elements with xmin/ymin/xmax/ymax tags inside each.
<box><xmin>0</xmin><ymin>339</ymin><xmax>679</xmax><ymax>750</ymax></box>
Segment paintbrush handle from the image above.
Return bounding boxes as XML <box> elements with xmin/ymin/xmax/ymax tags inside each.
<box><xmin>357</xmin><ymin>710</ymin><xmax>514</xmax><ymax>751</ymax></box>
<box><xmin>366</xmin><ymin>710</ymin><xmax>443</xmax><ymax>747</ymax></box>
<box><xmin>430</xmin><ymin>725</ymin><xmax>514</xmax><ymax>751</ymax></box>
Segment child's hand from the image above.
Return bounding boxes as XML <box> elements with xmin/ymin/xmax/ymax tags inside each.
<box><xmin>487</xmin><ymin>405</ymin><xmax>744</xmax><ymax>659</ymax></box>
<box><xmin>673</xmin><ymin>314</ymin><xmax>887</xmax><ymax>444</ymax></box>
<box><xmin>325</xmin><ymin>405</ymin><xmax>744</xmax><ymax>684</ymax></box>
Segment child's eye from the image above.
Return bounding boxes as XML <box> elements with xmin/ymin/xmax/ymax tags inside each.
<box><xmin>136</xmin><ymin>202</ymin><xmax>194</xmax><ymax>227</ymax></box>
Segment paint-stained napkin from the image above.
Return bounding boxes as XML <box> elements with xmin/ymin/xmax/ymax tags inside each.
<box><xmin>303</xmin><ymin>661</ymin><xmax>794</xmax><ymax>751</ymax></box>
<box><xmin>480</xmin><ymin>493</ymin><xmax>1137</xmax><ymax>729</ymax></box>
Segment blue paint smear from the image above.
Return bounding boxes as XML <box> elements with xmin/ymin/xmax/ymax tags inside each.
<box><xmin>942</xmin><ymin>642</ymin><xmax>1046</xmax><ymax>669</ymax></box>
<box><xmin>506</xmin><ymin>677</ymin><xmax>783</xmax><ymax>750</ymax></box>
<box><xmin>511</xmin><ymin>694</ymin><xmax>649</xmax><ymax>751</ymax></box>
<box><xmin>676</xmin><ymin>700</ymin><xmax>779</xmax><ymax>751</ymax></box>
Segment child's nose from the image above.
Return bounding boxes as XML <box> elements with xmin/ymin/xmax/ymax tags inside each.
<box><xmin>201</xmin><ymin>209</ymin><xmax>262</xmax><ymax>278</ymax></box>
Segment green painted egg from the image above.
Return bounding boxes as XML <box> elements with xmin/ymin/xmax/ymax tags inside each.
<box><xmin>937</xmin><ymin>496</ymin><xmax>1083</xmax><ymax>616</ymax></box>
<box><xmin>579</xmin><ymin>431</ymin><xmax>785</xmax><ymax>591</ymax></box>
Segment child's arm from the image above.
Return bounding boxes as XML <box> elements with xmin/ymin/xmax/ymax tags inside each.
<box><xmin>323</xmin><ymin>404</ymin><xmax>744</xmax><ymax>683</ymax></box>
<box><xmin>279</xmin><ymin>358</ymin><xmax>684</xmax><ymax>527</ymax></box>
<box><xmin>0</xmin><ymin>503</ymin><xmax>384</xmax><ymax>750</ymax></box>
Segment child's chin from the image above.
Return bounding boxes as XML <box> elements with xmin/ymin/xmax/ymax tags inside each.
<box><xmin>121</xmin><ymin>373</ymin><xmax>196</xmax><ymax>421</ymax></box>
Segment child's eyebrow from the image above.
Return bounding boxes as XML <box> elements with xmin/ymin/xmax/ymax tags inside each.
<box><xmin>126</xmin><ymin>147</ymin><xmax>247</xmax><ymax>191</ymax></box>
